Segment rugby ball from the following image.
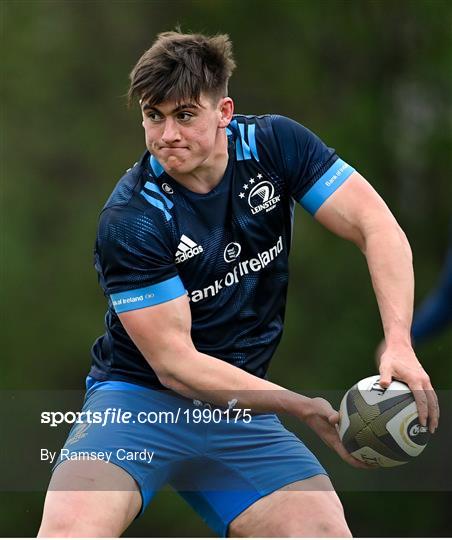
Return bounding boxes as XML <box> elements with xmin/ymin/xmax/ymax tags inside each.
<box><xmin>339</xmin><ymin>375</ymin><xmax>430</xmax><ymax>467</ymax></box>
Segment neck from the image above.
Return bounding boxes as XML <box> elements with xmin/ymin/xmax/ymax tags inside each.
<box><xmin>169</xmin><ymin>131</ymin><xmax>229</xmax><ymax>194</ymax></box>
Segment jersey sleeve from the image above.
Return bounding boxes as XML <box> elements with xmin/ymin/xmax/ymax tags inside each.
<box><xmin>270</xmin><ymin>115</ymin><xmax>355</xmax><ymax>215</ymax></box>
<box><xmin>94</xmin><ymin>206</ymin><xmax>186</xmax><ymax>314</ymax></box>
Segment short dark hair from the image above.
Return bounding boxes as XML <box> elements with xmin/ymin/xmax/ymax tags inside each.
<box><xmin>128</xmin><ymin>31</ymin><xmax>236</xmax><ymax>107</ymax></box>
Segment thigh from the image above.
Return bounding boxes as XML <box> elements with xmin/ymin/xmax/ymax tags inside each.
<box><xmin>57</xmin><ymin>380</ymin><xmax>204</xmax><ymax>510</ymax></box>
<box><xmin>38</xmin><ymin>459</ymin><xmax>142</xmax><ymax>537</ymax></box>
<box><xmin>180</xmin><ymin>412</ymin><xmax>329</xmax><ymax>537</ymax></box>
<box><xmin>229</xmin><ymin>475</ymin><xmax>352</xmax><ymax>538</ymax></box>
<box><xmin>39</xmin><ymin>380</ymin><xmax>204</xmax><ymax>536</ymax></box>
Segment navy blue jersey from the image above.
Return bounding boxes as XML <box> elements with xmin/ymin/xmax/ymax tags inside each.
<box><xmin>90</xmin><ymin>114</ymin><xmax>355</xmax><ymax>388</ymax></box>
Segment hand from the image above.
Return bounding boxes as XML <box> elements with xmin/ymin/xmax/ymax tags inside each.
<box><xmin>303</xmin><ymin>397</ymin><xmax>376</xmax><ymax>470</ymax></box>
<box><xmin>378</xmin><ymin>343</ymin><xmax>439</xmax><ymax>433</ymax></box>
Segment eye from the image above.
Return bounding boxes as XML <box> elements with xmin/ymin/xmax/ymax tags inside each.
<box><xmin>177</xmin><ymin>112</ymin><xmax>194</xmax><ymax>122</ymax></box>
<box><xmin>146</xmin><ymin>111</ymin><xmax>163</xmax><ymax>122</ymax></box>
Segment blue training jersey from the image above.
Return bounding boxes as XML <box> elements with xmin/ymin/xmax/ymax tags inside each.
<box><xmin>90</xmin><ymin>114</ymin><xmax>355</xmax><ymax>389</ymax></box>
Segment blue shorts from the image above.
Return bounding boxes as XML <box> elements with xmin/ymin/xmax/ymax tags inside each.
<box><xmin>56</xmin><ymin>378</ymin><xmax>327</xmax><ymax>537</ymax></box>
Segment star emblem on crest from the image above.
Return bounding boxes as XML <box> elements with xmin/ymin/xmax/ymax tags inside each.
<box><xmin>239</xmin><ymin>192</ymin><xmax>245</xmax><ymax>198</ymax></box>
<box><xmin>243</xmin><ymin>184</ymin><xmax>248</xmax><ymax>190</ymax></box>
<box><xmin>249</xmin><ymin>178</ymin><xmax>255</xmax><ymax>184</ymax></box>
<box><xmin>257</xmin><ymin>173</ymin><xmax>263</xmax><ymax>179</ymax></box>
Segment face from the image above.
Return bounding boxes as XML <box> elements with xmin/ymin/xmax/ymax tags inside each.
<box><xmin>141</xmin><ymin>93</ymin><xmax>233</xmax><ymax>176</ymax></box>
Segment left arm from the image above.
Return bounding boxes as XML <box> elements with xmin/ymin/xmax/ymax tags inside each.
<box><xmin>314</xmin><ymin>171</ymin><xmax>439</xmax><ymax>433</ymax></box>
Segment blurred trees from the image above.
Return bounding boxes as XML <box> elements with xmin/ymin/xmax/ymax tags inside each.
<box><xmin>2</xmin><ymin>0</ymin><xmax>451</xmax><ymax>536</ymax></box>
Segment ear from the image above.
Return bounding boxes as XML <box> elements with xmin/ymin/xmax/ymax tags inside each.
<box><xmin>218</xmin><ymin>97</ymin><xmax>234</xmax><ymax>128</ymax></box>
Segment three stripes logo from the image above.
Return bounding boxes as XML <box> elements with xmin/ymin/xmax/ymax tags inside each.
<box><xmin>175</xmin><ymin>235</ymin><xmax>204</xmax><ymax>264</ymax></box>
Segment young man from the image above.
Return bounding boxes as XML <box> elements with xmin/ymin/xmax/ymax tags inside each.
<box><xmin>38</xmin><ymin>31</ymin><xmax>439</xmax><ymax>537</ymax></box>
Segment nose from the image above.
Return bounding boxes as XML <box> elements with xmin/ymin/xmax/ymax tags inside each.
<box><xmin>161</xmin><ymin>118</ymin><xmax>181</xmax><ymax>144</ymax></box>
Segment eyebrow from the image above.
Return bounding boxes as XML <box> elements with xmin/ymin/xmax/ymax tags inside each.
<box><xmin>142</xmin><ymin>103</ymin><xmax>199</xmax><ymax>114</ymax></box>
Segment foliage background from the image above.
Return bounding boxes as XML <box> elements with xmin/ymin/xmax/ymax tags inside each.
<box><xmin>2</xmin><ymin>0</ymin><xmax>451</xmax><ymax>536</ymax></box>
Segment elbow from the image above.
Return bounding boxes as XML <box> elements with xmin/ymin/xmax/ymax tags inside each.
<box><xmin>151</xmin><ymin>344</ymin><xmax>195</xmax><ymax>393</ymax></box>
<box><xmin>153</xmin><ymin>363</ymin><xmax>181</xmax><ymax>392</ymax></box>
<box><xmin>155</xmin><ymin>368</ymin><xmax>175</xmax><ymax>390</ymax></box>
<box><xmin>156</xmin><ymin>371</ymin><xmax>187</xmax><ymax>395</ymax></box>
<box><xmin>157</xmin><ymin>372</ymin><xmax>190</xmax><ymax>396</ymax></box>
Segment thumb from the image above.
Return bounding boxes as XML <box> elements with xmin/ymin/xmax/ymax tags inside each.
<box><xmin>328</xmin><ymin>411</ymin><xmax>340</xmax><ymax>426</ymax></box>
<box><xmin>379</xmin><ymin>364</ymin><xmax>393</xmax><ymax>388</ymax></box>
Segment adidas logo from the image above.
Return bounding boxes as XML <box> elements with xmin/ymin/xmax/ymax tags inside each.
<box><xmin>175</xmin><ymin>235</ymin><xmax>204</xmax><ymax>264</ymax></box>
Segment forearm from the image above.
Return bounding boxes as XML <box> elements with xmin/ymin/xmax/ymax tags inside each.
<box><xmin>315</xmin><ymin>173</ymin><xmax>415</xmax><ymax>347</ymax></box>
<box><xmin>154</xmin><ymin>343</ymin><xmax>311</xmax><ymax>418</ymax></box>
<box><xmin>119</xmin><ymin>299</ymin><xmax>313</xmax><ymax>419</ymax></box>
<box><xmin>363</xmin><ymin>222</ymin><xmax>414</xmax><ymax>348</ymax></box>
<box><xmin>364</xmin><ymin>223</ymin><xmax>440</xmax><ymax>431</ymax></box>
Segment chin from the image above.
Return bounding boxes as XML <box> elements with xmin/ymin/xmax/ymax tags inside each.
<box><xmin>163</xmin><ymin>161</ymin><xmax>187</xmax><ymax>172</ymax></box>
<box><xmin>165</xmin><ymin>165</ymin><xmax>193</xmax><ymax>177</ymax></box>
<box><xmin>164</xmin><ymin>158</ymin><xmax>200</xmax><ymax>175</ymax></box>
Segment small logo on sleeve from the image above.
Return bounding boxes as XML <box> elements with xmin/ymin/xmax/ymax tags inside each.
<box><xmin>175</xmin><ymin>235</ymin><xmax>204</xmax><ymax>264</ymax></box>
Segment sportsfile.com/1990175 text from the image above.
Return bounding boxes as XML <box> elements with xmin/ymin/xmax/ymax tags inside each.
<box><xmin>41</xmin><ymin>407</ymin><xmax>253</xmax><ymax>427</ymax></box>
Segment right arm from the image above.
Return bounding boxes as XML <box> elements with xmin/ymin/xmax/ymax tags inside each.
<box><xmin>119</xmin><ymin>294</ymin><xmax>370</xmax><ymax>468</ymax></box>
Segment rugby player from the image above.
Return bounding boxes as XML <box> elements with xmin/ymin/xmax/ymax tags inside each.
<box><xmin>38</xmin><ymin>31</ymin><xmax>439</xmax><ymax>537</ymax></box>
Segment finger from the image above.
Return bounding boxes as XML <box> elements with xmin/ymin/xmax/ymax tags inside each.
<box><xmin>378</xmin><ymin>364</ymin><xmax>392</xmax><ymax>388</ymax></box>
<box><xmin>332</xmin><ymin>439</ymin><xmax>370</xmax><ymax>468</ymax></box>
<box><xmin>435</xmin><ymin>393</ymin><xmax>440</xmax><ymax>421</ymax></box>
<box><xmin>412</xmin><ymin>387</ymin><xmax>429</xmax><ymax>428</ymax></box>
<box><xmin>351</xmin><ymin>458</ymin><xmax>378</xmax><ymax>470</ymax></box>
<box><xmin>328</xmin><ymin>412</ymin><xmax>340</xmax><ymax>426</ymax></box>
<box><xmin>424</xmin><ymin>384</ymin><xmax>439</xmax><ymax>433</ymax></box>
<box><xmin>327</xmin><ymin>428</ymin><xmax>376</xmax><ymax>469</ymax></box>
<box><xmin>345</xmin><ymin>454</ymin><xmax>377</xmax><ymax>470</ymax></box>
<box><xmin>334</xmin><ymin>441</ymin><xmax>377</xmax><ymax>470</ymax></box>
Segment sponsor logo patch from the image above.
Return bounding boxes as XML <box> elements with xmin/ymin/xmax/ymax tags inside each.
<box><xmin>224</xmin><ymin>242</ymin><xmax>241</xmax><ymax>263</ymax></box>
<box><xmin>190</xmin><ymin>236</ymin><xmax>283</xmax><ymax>303</ymax></box>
